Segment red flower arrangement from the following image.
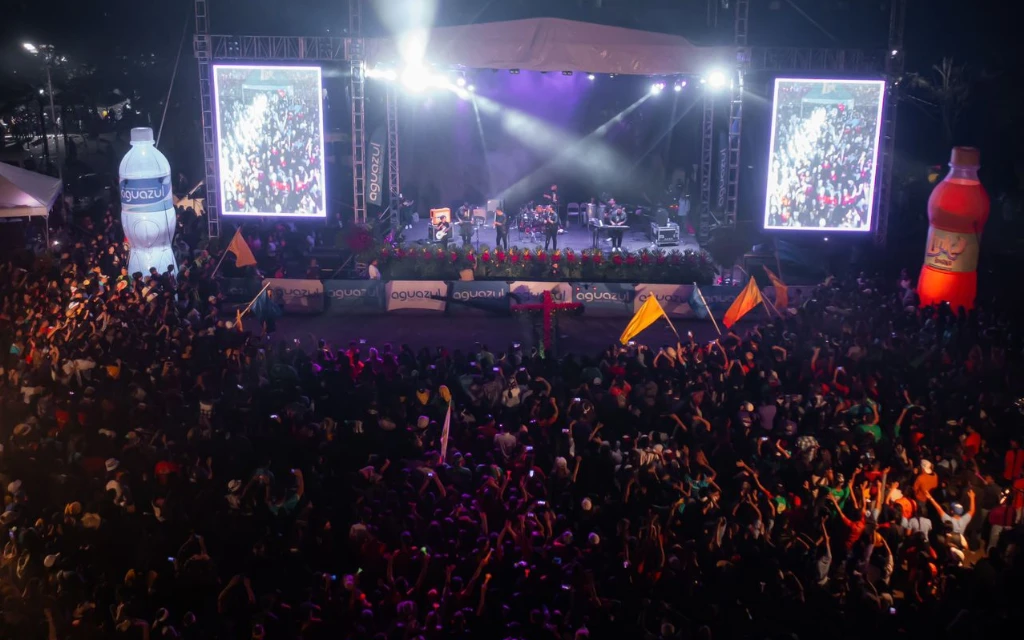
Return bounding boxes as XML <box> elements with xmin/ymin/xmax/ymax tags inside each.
<box><xmin>536</xmin><ymin>251</ymin><xmax>547</xmax><ymax>263</ymax></box>
<box><xmin>395</xmin><ymin>247</ymin><xmax>405</xmax><ymax>259</ymax></box>
<box><xmin>380</xmin><ymin>247</ymin><xmax>390</xmax><ymax>259</ymax></box>
<box><xmin>640</xmin><ymin>252</ymin><xmax>651</xmax><ymax>265</ymax></box>
<box><xmin>449</xmin><ymin>252</ymin><xmax>458</xmax><ymax>263</ymax></box>
<box><xmin>422</xmin><ymin>248</ymin><xmax>432</xmax><ymax>260</ymax></box>
<box><xmin>523</xmin><ymin>252</ymin><xmax>533</xmax><ymax>262</ymax></box>
<box><xmin>670</xmin><ymin>252</ymin><xmax>682</xmax><ymax>265</ymax></box>
<box><xmin>612</xmin><ymin>254</ymin><xmax>624</xmax><ymax>266</ymax></box>
<box><xmin>580</xmin><ymin>253</ymin><xmax>591</xmax><ymax>263</ymax></box>
<box><xmin>592</xmin><ymin>252</ymin><xmax>603</xmax><ymax>265</ymax></box>
<box><xmin>481</xmin><ymin>251</ymin><xmax>491</xmax><ymax>263</ymax></box>
<box><xmin>496</xmin><ymin>250</ymin><xmax>506</xmax><ymax>263</ymax></box>
<box><xmin>566</xmin><ymin>250</ymin><xmax>577</xmax><ymax>263</ymax></box>
<box><xmin>625</xmin><ymin>255</ymin><xmax>637</xmax><ymax>266</ymax></box>
<box><xmin>656</xmin><ymin>254</ymin><xmax>666</xmax><ymax>265</ymax></box>
<box><xmin>510</xmin><ymin>253</ymin><xmax>520</xmax><ymax>264</ymax></box>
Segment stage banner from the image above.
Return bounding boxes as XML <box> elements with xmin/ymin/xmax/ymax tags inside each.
<box><xmin>633</xmin><ymin>284</ymin><xmax>695</xmax><ymax>318</ymax></box>
<box><xmin>222</xmin><ymin>277</ymin><xmax>262</xmax><ymax>303</ymax></box>
<box><xmin>448</xmin><ymin>281</ymin><xmax>510</xmax><ymax>315</ymax></box>
<box><xmin>386</xmin><ymin>280</ymin><xmax>448</xmax><ymax>312</ymax></box>
<box><xmin>324</xmin><ymin>280</ymin><xmax>385</xmax><ymax>315</ymax></box>
<box><xmin>266</xmin><ymin>278</ymin><xmax>324</xmax><ymax>314</ymax></box>
<box><xmin>366</xmin><ymin>126</ymin><xmax>385</xmax><ymax>207</ymax></box>
<box><xmin>700</xmin><ymin>286</ymin><xmax>746</xmax><ymax>319</ymax></box>
<box><xmin>508</xmin><ymin>281</ymin><xmax>572</xmax><ymax>305</ymax></box>
<box><xmin>572</xmin><ymin>282</ymin><xmax>635</xmax><ymax>316</ymax></box>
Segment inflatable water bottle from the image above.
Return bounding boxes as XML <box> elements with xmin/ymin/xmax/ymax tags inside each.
<box><xmin>917</xmin><ymin>147</ymin><xmax>989</xmax><ymax>311</ymax></box>
<box><xmin>119</xmin><ymin>127</ymin><xmax>178</xmax><ymax>277</ymax></box>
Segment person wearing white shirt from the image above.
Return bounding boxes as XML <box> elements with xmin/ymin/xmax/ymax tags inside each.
<box><xmin>367</xmin><ymin>259</ymin><xmax>381</xmax><ymax>280</ymax></box>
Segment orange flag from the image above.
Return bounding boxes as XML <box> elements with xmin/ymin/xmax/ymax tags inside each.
<box><xmin>723</xmin><ymin>277</ymin><xmax>764</xmax><ymax>329</ymax></box>
<box><xmin>226</xmin><ymin>228</ymin><xmax>257</xmax><ymax>267</ymax></box>
<box><xmin>763</xmin><ymin>265</ymin><xmax>788</xmax><ymax>309</ymax></box>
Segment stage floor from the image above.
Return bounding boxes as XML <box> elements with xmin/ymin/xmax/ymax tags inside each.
<box><xmin>399</xmin><ymin>218</ymin><xmax>701</xmax><ymax>254</ymax></box>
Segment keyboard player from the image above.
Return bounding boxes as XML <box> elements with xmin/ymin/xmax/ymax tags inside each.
<box><xmin>607</xmin><ymin>205</ymin><xmax>627</xmax><ymax>251</ymax></box>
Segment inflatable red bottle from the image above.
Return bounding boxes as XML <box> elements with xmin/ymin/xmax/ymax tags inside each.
<box><xmin>917</xmin><ymin>147</ymin><xmax>989</xmax><ymax>311</ymax></box>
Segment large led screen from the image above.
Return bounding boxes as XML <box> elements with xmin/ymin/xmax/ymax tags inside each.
<box><xmin>764</xmin><ymin>78</ymin><xmax>885</xmax><ymax>232</ymax></box>
<box><xmin>213</xmin><ymin>65</ymin><xmax>326</xmax><ymax>217</ymax></box>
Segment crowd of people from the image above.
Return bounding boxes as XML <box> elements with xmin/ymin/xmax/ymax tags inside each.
<box><xmin>766</xmin><ymin>82</ymin><xmax>883</xmax><ymax>230</ymax></box>
<box><xmin>3</xmin><ymin>214</ymin><xmax>1024</xmax><ymax>639</ymax></box>
<box><xmin>216</xmin><ymin>68</ymin><xmax>325</xmax><ymax>216</ymax></box>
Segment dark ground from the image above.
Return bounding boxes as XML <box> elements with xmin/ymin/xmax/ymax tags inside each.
<box><xmin>275</xmin><ymin>313</ymin><xmax>749</xmax><ymax>356</ymax></box>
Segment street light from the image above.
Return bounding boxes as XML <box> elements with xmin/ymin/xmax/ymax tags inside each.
<box><xmin>22</xmin><ymin>41</ymin><xmax>62</xmax><ymax>182</ymax></box>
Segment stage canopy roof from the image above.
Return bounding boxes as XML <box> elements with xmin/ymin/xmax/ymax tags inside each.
<box><xmin>0</xmin><ymin>162</ymin><xmax>62</xmax><ymax>219</ymax></box>
<box><xmin>365</xmin><ymin>17</ymin><xmax>729</xmax><ymax>77</ymax></box>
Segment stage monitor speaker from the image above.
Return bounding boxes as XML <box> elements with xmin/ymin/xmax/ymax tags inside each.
<box><xmin>486</xmin><ymin>199</ymin><xmax>501</xmax><ymax>214</ymax></box>
<box><xmin>472</xmin><ymin>207</ymin><xmax>487</xmax><ymax>224</ymax></box>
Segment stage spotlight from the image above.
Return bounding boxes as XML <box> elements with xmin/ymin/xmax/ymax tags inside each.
<box><xmin>467</xmin><ymin>84</ymin><xmax>475</xmax><ymax>92</ymax></box>
<box><xmin>510</xmin><ymin>69</ymin><xmax>520</xmax><ymax>74</ymax></box>
<box><xmin>673</xmin><ymin>83</ymin><xmax>683</xmax><ymax>92</ymax></box>
<box><xmin>456</xmin><ymin>77</ymin><xmax>466</xmax><ymax>87</ymax></box>
<box><xmin>650</xmin><ymin>82</ymin><xmax>665</xmax><ymax>95</ymax></box>
<box><xmin>706</xmin><ymin>70</ymin><xmax>727</xmax><ymax>89</ymax></box>
<box><xmin>366</xmin><ymin>66</ymin><xmax>397</xmax><ymax>81</ymax></box>
<box><xmin>587</xmin><ymin>73</ymin><xmax>595</xmax><ymax>80</ymax></box>
<box><xmin>401</xmin><ymin>65</ymin><xmax>430</xmax><ymax>92</ymax></box>
<box><xmin>561</xmin><ymin>71</ymin><xmax>573</xmax><ymax>76</ymax></box>
<box><xmin>891</xmin><ymin>49</ymin><xmax>899</xmax><ymax>57</ymax></box>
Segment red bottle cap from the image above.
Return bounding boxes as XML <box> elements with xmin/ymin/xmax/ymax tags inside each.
<box><xmin>950</xmin><ymin>147</ymin><xmax>980</xmax><ymax>167</ymax></box>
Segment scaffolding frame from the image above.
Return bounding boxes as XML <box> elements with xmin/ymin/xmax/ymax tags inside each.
<box><xmin>386</xmin><ymin>84</ymin><xmax>401</xmax><ymax>232</ymax></box>
<box><xmin>348</xmin><ymin>0</ymin><xmax>367</xmax><ymax>224</ymax></box>
<box><xmin>875</xmin><ymin>0</ymin><xmax>907</xmax><ymax>247</ymax></box>
<box><xmin>193</xmin><ymin>0</ymin><xmax>220</xmax><ymax>239</ymax></box>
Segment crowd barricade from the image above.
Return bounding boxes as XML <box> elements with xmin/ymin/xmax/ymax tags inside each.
<box><xmin>572</xmin><ymin>282</ymin><xmax>635</xmax><ymax>316</ymax></box>
<box><xmin>266</xmin><ymin>278</ymin><xmax>324</xmax><ymax>314</ymax></box>
<box><xmin>323</xmin><ymin>280</ymin><xmax>385</xmax><ymax>315</ymax></box>
<box><xmin>256</xmin><ymin>279</ymin><xmax>822</xmax><ymax>319</ymax></box>
<box><xmin>221</xmin><ymin>277</ymin><xmax>262</xmax><ymax>303</ymax></box>
<box><xmin>448</xmin><ymin>281</ymin><xmax>510</xmax><ymax>315</ymax></box>
<box><xmin>385</xmin><ymin>280</ymin><xmax>448</xmax><ymax>313</ymax></box>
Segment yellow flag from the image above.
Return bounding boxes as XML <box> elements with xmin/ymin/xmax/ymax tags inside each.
<box><xmin>619</xmin><ymin>295</ymin><xmax>668</xmax><ymax>345</ymax></box>
<box><xmin>235</xmin><ymin>309</ymin><xmax>244</xmax><ymax>332</ymax></box>
<box><xmin>763</xmin><ymin>265</ymin><xmax>788</xmax><ymax>309</ymax></box>
<box><xmin>723</xmin><ymin>277</ymin><xmax>764</xmax><ymax>329</ymax></box>
<box><xmin>226</xmin><ymin>228</ymin><xmax>257</xmax><ymax>267</ymax></box>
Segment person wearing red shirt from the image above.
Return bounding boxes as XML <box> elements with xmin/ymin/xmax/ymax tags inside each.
<box><xmin>827</xmin><ymin>492</ymin><xmax>865</xmax><ymax>552</ymax></box>
<box><xmin>1005</xmin><ymin>438</ymin><xmax>1024</xmax><ymax>483</ymax></box>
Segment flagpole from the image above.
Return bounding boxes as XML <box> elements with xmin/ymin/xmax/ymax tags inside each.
<box><xmin>661</xmin><ymin>310</ymin><xmax>682</xmax><ymax>342</ymax></box>
<box><xmin>238</xmin><ymin>281</ymin><xmax>272</xmax><ymax>321</ymax></box>
<box><xmin>764</xmin><ymin>295</ymin><xmax>784</xmax><ymax>318</ymax></box>
<box><xmin>210</xmin><ymin>248</ymin><xmax>231</xmax><ymax>278</ymax></box>
<box><xmin>694</xmin><ymin>284</ymin><xmax>722</xmax><ymax>336</ymax></box>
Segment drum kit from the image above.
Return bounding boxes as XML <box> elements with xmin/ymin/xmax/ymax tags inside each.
<box><xmin>515</xmin><ymin>203</ymin><xmax>560</xmax><ymax>243</ymax></box>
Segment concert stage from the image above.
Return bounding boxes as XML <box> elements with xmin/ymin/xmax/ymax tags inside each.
<box><xmin>399</xmin><ymin>217</ymin><xmax>701</xmax><ymax>254</ymax></box>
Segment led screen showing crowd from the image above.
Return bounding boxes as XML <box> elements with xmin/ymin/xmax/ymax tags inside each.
<box><xmin>764</xmin><ymin>79</ymin><xmax>885</xmax><ymax>232</ymax></box>
<box><xmin>214</xmin><ymin>65</ymin><xmax>326</xmax><ymax>217</ymax></box>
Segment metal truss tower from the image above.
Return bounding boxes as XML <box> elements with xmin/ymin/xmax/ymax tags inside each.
<box><xmin>193</xmin><ymin>0</ymin><xmax>220</xmax><ymax>239</ymax></box>
<box><xmin>724</xmin><ymin>0</ymin><xmax>749</xmax><ymax>229</ymax></box>
<box><xmin>349</xmin><ymin>0</ymin><xmax>367</xmax><ymax>224</ymax></box>
<box><xmin>875</xmin><ymin>0</ymin><xmax>906</xmax><ymax>247</ymax></box>
<box><xmin>386</xmin><ymin>85</ymin><xmax>401</xmax><ymax>233</ymax></box>
<box><xmin>698</xmin><ymin>95</ymin><xmax>715</xmax><ymax>244</ymax></box>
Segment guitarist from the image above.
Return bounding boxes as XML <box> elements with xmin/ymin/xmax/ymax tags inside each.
<box><xmin>434</xmin><ymin>217</ymin><xmax>452</xmax><ymax>248</ymax></box>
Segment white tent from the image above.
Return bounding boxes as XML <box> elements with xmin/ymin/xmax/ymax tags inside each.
<box><xmin>365</xmin><ymin>17</ymin><xmax>729</xmax><ymax>76</ymax></box>
<box><xmin>0</xmin><ymin>162</ymin><xmax>62</xmax><ymax>219</ymax></box>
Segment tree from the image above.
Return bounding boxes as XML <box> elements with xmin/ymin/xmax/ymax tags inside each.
<box><xmin>905</xmin><ymin>57</ymin><xmax>973</xmax><ymax>149</ymax></box>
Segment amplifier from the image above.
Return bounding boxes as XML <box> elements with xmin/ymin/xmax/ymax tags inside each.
<box><xmin>651</xmin><ymin>222</ymin><xmax>680</xmax><ymax>247</ymax></box>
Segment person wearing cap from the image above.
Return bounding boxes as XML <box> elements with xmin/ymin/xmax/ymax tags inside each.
<box><xmin>926</xmin><ymin>488</ymin><xmax>975</xmax><ymax>548</ymax></box>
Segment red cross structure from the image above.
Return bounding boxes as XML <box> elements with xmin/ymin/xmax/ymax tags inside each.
<box><xmin>510</xmin><ymin>290</ymin><xmax>582</xmax><ymax>352</ymax></box>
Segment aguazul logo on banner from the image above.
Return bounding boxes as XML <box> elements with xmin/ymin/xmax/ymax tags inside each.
<box><xmin>633</xmin><ymin>284</ymin><xmax>694</xmax><ymax>317</ymax></box>
<box><xmin>266</xmin><ymin>278</ymin><xmax>324</xmax><ymax>314</ymax></box>
<box><xmin>366</xmin><ymin>126</ymin><xmax>385</xmax><ymax>207</ymax></box>
<box><xmin>573</xmin><ymin>283</ymin><xmax>634</xmax><ymax>316</ymax></box>
<box><xmin>386</xmin><ymin>281</ymin><xmax>448</xmax><ymax>312</ymax></box>
<box><xmin>449</xmin><ymin>281</ymin><xmax>509</xmax><ymax>314</ymax></box>
<box><xmin>508</xmin><ymin>281</ymin><xmax>572</xmax><ymax>305</ymax></box>
<box><xmin>324</xmin><ymin>280</ymin><xmax>384</xmax><ymax>314</ymax></box>
<box><xmin>120</xmin><ymin>177</ymin><xmax>170</xmax><ymax>206</ymax></box>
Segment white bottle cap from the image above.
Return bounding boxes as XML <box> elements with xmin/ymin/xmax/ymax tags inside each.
<box><xmin>130</xmin><ymin>127</ymin><xmax>154</xmax><ymax>143</ymax></box>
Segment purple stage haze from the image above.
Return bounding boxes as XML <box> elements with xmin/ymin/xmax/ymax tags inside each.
<box><xmin>392</xmin><ymin>70</ymin><xmax>701</xmax><ymax>210</ymax></box>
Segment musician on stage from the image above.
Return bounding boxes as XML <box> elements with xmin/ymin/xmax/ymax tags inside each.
<box><xmin>608</xmin><ymin>205</ymin><xmax>627</xmax><ymax>251</ymax></box>
<box><xmin>494</xmin><ymin>207</ymin><xmax>508</xmax><ymax>250</ymax></box>
<box><xmin>457</xmin><ymin>202</ymin><xmax>473</xmax><ymax>246</ymax></box>
<box><xmin>543</xmin><ymin>184</ymin><xmax>559</xmax><ymax>224</ymax></box>
<box><xmin>543</xmin><ymin>206</ymin><xmax>559</xmax><ymax>251</ymax></box>
<box><xmin>434</xmin><ymin>217</ymin><xmax>452</xmax><ymax>248</ymax></box>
